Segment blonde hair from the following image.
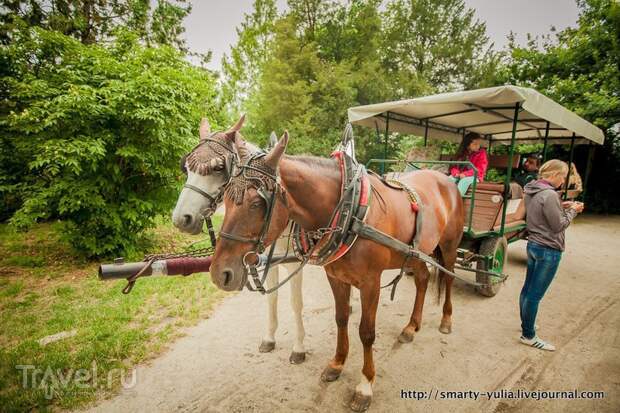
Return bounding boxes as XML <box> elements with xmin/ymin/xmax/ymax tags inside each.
<box><xmin>538</xmin><ymin>159</ymin><xmax>568</xmax><ymax>180</ymax></box>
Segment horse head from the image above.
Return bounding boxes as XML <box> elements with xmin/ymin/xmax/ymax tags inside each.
<box><xmin>171</xmin><ymin>115</ymin><xmax>246</xmax><ymax>234</ymax></box>
<box><xmin>209</xmin><ymin>131</ymin><xmax>291</xmax><ymax>291</ymax></box>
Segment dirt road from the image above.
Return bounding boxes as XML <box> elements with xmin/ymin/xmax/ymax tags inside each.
<box><xmin>85</xmin><ymin>215</ymin><xmax>620</xmax><ymax>413</ymax></box>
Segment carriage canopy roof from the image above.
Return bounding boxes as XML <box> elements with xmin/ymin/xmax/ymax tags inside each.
<box><xmin>347</xmin><ymin>85</ymin><xmax>604</xmax><ymax>146</ymax></box>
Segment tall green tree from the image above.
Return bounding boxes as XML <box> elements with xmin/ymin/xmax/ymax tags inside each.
<box><xmin>221</xmin><ymin>0</ymin><xmax>278</xmax><ymax>113</ymax></box>
<box><xmin>497</xmin><ymin>0</ymin><xmax>620</xmax><ymax>212</ymax></box>
<box><xmin>246</xmin><ymin>1</ymin><xmax>390</xmax><ymax>157</ymax></box>
<box><xmin>381</xmin><ymin>0</ymin><xmax>500</xmax><ymax>94</ymax></box>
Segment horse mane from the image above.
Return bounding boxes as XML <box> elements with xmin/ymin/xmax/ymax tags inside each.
<box><xmin>286</xmin><ymin>155</ymin><xmax>338</xmax><ymax>171</ymax></box>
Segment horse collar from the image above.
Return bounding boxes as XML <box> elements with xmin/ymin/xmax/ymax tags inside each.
<box><xmin>292</xmin><ymin>151</ymin><xmax>371</xmax><ymax>266</ymax></box>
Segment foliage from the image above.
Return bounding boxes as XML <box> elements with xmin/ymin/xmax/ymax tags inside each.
<box><xmin>381</xmin><ymin>0</ymin><xmax>501</xmax><ymax>94</ymax></box>
<box><xmin>0</xmin><ymin>27</ymin><xmax>223</xmax><ymax>256</ymax></box>
<box><xmin>223</xmin><ymin>0</ymin><xmax>499</xmax><ymax>161</ymax></box>
<box><xmin>496</xmin><ymin>0</ymin><xmax>620</xmax><ymax>211</ymax></box>
<box><xmin>0</xmin><ymin>0</ymin><xmax>192</xmax><ymax>50</ymax></box>
<box><xmin>221</xmin><ymin>0</ymin><xmax>278</xmax><ymax>114</ymax></box>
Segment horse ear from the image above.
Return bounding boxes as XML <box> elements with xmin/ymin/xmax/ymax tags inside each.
<box><xmin>232</xmin><ymin>131</ymin><xmax>250</xmax><ymax>160</ymax></box>
<box><xmin>225</xmin><ymin>114</ymin><xmax>246</xmax><ymax>141</ymax></box>
<box><xmin>268</xmin><ymin>131</ymin><xmax>278</xmax><ymax>149</ymax></box>
<box><xmin>199</xmin><ymin>118</ymin><xmax>210</xmax><ymax>141</ymax></box>
<box><xmin>264</xmin><ymin>131</ymin><xmax>288</xmax><ymax>170</ymax></box>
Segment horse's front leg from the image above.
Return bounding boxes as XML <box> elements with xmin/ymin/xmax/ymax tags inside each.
<box><xmin>259</xmin><ymin>266</ymin><xmax>279</xmax><ymax>353</ymax></box>
<box><xmin>286</xmin><ymin>263</ymin><xmax>306</xmax><ymax>364</ymax></box>
<box><xmin>351</xmin><ymin>278</ymin><xmax>380</xmax><ymax>412</ymax></box>
<box><xmin>321</xmin><ymin>273</ymin><xmax>351</xmax><ymax>382</ymax></box>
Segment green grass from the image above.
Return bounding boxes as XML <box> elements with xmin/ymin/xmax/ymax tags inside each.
<box><xmin>0</xmin><ymin>216</ymin><xmax>227</xmax><ymax>412</ymax></box>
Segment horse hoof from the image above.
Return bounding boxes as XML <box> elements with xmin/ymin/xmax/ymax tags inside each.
<box><xmin>259</xmin><ymin>340</ymin><xmax>275</xmax><ymax>353</ymax></box>
<box><xmin>439</xmin><ymin>323</ymin><xmax>452</xmax><ymax>334</ymax></box>
<box><xmin>350</xmin><ymin>391</ymin><xmax>372</xmax><ymax>412</ymax></box>
<box><xmin>398</xmin><ymin>330</ymin><xmax>414</xmax><ymax>343</ymax></box>
<box><xmin>289</xmin><ymin>351</ymin><xmax>306</xmax><ymax>364</ymax></box>
<box><xmin>320</xmin><ymin>366</ymin><xmax>342</xmax><ymax>382</ymax></box>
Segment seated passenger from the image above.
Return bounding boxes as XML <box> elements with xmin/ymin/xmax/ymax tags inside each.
<box><xmin>511</xmin><ymin>153</ymin><xmax>542</xmax><ymax>199</ymax></box>
<box><xmin>514</xmin><ymin>154</ymin><xmax>542</xmax><ymax>188</ymax></box>
<box><xmin>449</xmin><ymin>132</ymin><xmax>488</xmax><ymax>196</ymax></box>
<box><xmin>563</xmin><ymin>162</ymin><xmax>583</xmax><ymax>191</ymax></box>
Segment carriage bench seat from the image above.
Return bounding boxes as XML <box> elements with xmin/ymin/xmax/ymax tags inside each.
<box><xmin>462</xmin><ymin>185</ymin><xmax>526</xmax><ymax>234</ymax></box>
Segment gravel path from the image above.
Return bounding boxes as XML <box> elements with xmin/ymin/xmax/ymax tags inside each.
<box><xmin>85</xmin><ymin>215</ymin><xmax>620</xmax><ymax>413</ymax></box>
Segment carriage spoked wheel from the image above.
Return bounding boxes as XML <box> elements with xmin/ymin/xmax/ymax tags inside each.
<box><xmin>475</xmin><ymin>236</ymin><xmax>508</xmax><ymax>297</ymax></box>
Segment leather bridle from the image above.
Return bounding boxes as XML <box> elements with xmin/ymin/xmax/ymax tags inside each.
<box><xmin>180</xmin><ymin>134</ymin><xmax>238</xmax><ymax>245</ymax></box>
<box><xmin>219</xmin><ymin>152</ymin><xmax>282</xmax><ymax>255</ymax></box>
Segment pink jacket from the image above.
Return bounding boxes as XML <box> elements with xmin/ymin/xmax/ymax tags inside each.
<box><xmin>449</xmin><ymin>148</ymin><xmax>488</xmax><ymax>181</ymax></box>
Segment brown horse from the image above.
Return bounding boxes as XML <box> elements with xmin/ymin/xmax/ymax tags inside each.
<box><xmin>210</xmin><ymin>132</ymin><xmax>463</xmax><ymax>411</ymax></box>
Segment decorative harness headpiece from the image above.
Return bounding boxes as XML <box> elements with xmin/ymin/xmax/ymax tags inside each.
<box><xmin>180</xmin><ymin>132</ymin><xmax>238</xmax><ymax>245</ymax></box>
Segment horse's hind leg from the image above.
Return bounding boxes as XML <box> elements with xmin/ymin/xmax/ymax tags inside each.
<box><xmin>286</xmin><ymin>263</ymin><xmax>306</xmax><ymax>364</ymax></box>
<box><xmin>438</xmin><ymin>245</ymin><xmax>457</xmax><ymax>334</ymax></box>
<box><xmin>259</xmin><ymin>266</ymin><xmax>279</xmax><ymax>353</ymax></box>
<box><xmin>398</xmin><ymin>260</ymin><xmax>430</xmax><ymax>343</ymax></box>
<box><xmin>321</xmin><ymin>273</ymin><xmax>351</xmax><ymax>382</ymax></box>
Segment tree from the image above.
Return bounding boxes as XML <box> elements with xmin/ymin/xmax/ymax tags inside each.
<box><xmin>0</xmin><ymin>27</ymin><xmax>224</xmax><ymax>256</ymax></box>
<box><xmin>227</xmin><ymin>0</ymin><xmax>500</xmax><ymax>161</ymax></box>
<box><xmin>221</xmin><ymin>0</ymin><xmax>278</xmax><ymax>114</ymax></box>
<box><xmin>381</xmin><ymin>0</ymin><xmax>500</xmax><ymax>94</ymax></box>
<box><xmin>497</xmin><ymin>0</ymin><xmax>620</xmax><ymax>212</ymax></box>
<box><xmin>0</xmin><ymin>0</ymin><xmax>192</xmax><ymax>49</ymax></box>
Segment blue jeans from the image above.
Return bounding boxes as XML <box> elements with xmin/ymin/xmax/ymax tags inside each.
<box><xmin>519</xmin><ymin>241</ymin><xmax>562</xmax><ymax>339</ymax></box>
<box><xmin>449</xmin><ymin>175</ymin><xmax>476</xmax><ymax>196</ymax></box>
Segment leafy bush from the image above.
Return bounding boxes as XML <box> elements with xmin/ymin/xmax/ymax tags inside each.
<box><xmin>1</xmin><ymin>27</ymin><xmax>223</xmax><ymax>256</ymax></box>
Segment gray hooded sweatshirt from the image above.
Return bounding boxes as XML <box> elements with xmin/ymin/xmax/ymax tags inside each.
<box><xmin>524</xmin><ymin>180</ymin><xmax>578</xmax><ymax>252</ymax></box>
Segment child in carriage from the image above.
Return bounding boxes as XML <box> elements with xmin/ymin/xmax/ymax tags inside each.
<box><xmin>449</xmin><ymin>132</ymin><xmax>489</xmax><ymax>196</ymax></box>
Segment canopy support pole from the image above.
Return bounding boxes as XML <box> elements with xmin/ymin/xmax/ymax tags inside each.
<box><xmin>499</xmin><ymin>103</ymin><xmax>520</xmax><ymax>237</ymax></box>
<box><xmin>423</xmin><ymin>120</ymin><xmax>429</xmax><ymax>147</ymax></box>
<box><xmin>382</xmin><ymin>112</ymin><xmax>390</xmax><ymax>174</ymax></box>
<box><xmin>542</xmin><ymin>121</ymin><xmax>550</xmax><ymax>162</ymax></box>
<box><xmin>582</xmin><ymin>143</ymin><xmax>595</xmax><ymax>201</ymax></box>
<box><xmin>564</xmin><ymin>133</ymin><xmax>576</xmax><ymax>200</ymax></box>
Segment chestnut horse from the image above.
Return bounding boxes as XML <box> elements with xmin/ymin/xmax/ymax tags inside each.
<box><xmin>210</xmin><ymin>132</ymin><xmax>463</xmax><ymax>412</ymax></box>
<box><xmin>171</xmin><ymin>117</ymin><xmax>308</xmax><ymax>364</ymax></box>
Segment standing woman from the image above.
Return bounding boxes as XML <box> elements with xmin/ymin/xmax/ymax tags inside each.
<box><xmin>520</xmin><ymin>159</ymin><xmax>584</xmax><ymax>350</ymax></box>
<box><xmin>449</xmin><ymin>132</ymin><xmax>488</xmax><ymax>196</ymax></box>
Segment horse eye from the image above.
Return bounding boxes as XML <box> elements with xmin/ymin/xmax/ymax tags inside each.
<box><xmin>250</xmin><ymin>200</ymin><xmax>264</xmax><ymax>209</ymax></box>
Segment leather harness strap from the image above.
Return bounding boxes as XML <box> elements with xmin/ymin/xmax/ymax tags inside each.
<box><xmin>292</xmin><ymin>151</ymin><xmax>371</xmax><ymax>266</ymax></box>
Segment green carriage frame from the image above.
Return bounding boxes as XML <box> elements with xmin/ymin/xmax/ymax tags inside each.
<box><xmin>348</xmin><ymin>85</ymin><xmax>605</xmax><ymax>297</ymax></box>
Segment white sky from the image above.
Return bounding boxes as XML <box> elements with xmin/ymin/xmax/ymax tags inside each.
<box><xmin>183</xmin><ymin>0</ymin><xmax>580</xmax><ymax>72</ymax></box>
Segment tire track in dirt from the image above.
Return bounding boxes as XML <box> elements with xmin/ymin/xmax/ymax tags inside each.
<box><xmin>483</xmin><ymin>297</ymin><xmax>619</xmax><ymax>413</ymax></box>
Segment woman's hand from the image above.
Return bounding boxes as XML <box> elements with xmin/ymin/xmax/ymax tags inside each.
<box><xmin>571</xmin><ymin>202</ymin><xmax>585</xmax><ymax>213</ymax></box>
<box><xmin>562</xmin><ymin>201</ymin><xmax>573</xmax><ymax>209</ymax></box>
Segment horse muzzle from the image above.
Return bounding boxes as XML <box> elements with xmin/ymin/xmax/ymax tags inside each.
<box><xmin>210</xmin><ymin>265</ymin><xmax>248</xmax><ymax>292</ymax></box>
<box><xmin>172</xmin><ymin>210</ymin><xmax>204</xmax><ymax>235</ymax></box>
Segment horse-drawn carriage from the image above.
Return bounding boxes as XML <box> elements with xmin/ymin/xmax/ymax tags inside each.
<box><xmin>99</xmin><ymin>85</ymin><xmax>604</xmax><ymax>413</ymax></box>
<box><xmin>347</xmin><ymin>85</ymin><xmax>604</xmax><ymax>296</ymax></box>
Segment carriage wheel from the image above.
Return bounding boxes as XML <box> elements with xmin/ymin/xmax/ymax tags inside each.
<box><xmin>475</xmin><ymin>236</ymin><xmax>508</xmax><ymax>297</ymax></box>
